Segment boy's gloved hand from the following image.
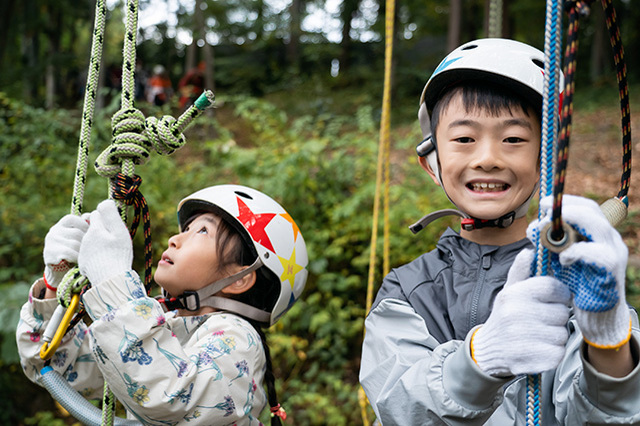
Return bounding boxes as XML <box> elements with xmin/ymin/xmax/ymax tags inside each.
<box><xmin>78</xmin><ymin>200</ymin><xmax>133</xmax><ymax>286</ymax></box>
<box><xmin>43</xmin><ymin>213</ymin><xmax>90</xmax><ymax>288</ymax></box>
<box><xmin>471</xmin><ymin>249</ymin><xmax>572</xmax><ymax>376</ymax></box>
<box><xmin>530</xmin><ymin>195</ymin><xmax>631</xmax><ymax>349</ymax></box>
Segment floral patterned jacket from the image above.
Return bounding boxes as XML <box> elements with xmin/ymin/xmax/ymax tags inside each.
<box><xmin>16</xmin><ymin>271</ymin><xmax>267</xmax><ymax>425</ymax></box>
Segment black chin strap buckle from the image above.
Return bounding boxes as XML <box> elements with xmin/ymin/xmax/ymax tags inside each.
<box><xmin>157</xmin><ymin>291</ymin><xmax>201</xmax><ymax>311</ymax></box>
<box><xmin>461</xmin><ymin>211</ymin><xmax>516</xmax><ymax>231</ymax></box>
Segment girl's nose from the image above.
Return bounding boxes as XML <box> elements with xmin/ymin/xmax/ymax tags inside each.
<box><xmin>168</xmin><ymin>233</ymin><xmax>181</xmax><ymax>248</ymax></box>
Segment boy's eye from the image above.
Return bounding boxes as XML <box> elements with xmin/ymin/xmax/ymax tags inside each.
<box><xmin>454</xmin><ymin>137</ymin><xmax>474</xmax><ymax>143</ymax></box>
<box><xmin>504</xmin><ymin>137</ymin><xmax>525</xmax><ymax>143</ymax></box>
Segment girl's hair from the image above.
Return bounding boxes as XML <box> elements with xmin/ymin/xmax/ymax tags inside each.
<box><xmin>430</xmin><ymin>81</ymin><xmax>539</xmax><ymax>141</ymax></box>
<box><xmin>207</xmin><ymin>214</ymin><xmax>284</xmax><ymax>426</ymax></box>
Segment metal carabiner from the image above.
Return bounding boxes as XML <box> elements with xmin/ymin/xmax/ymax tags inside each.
<box><xmin>39</xmin><ymin>293</ymin><xmax>80</xmax><ymax>360</ymax></box>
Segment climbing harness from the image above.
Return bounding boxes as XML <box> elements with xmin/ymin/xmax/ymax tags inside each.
<box><xmin>37</xmin><ymin>0</ymin><xmax>214</xmax><ymax>424</ymax></box>
<box><xmin>530</xmin><ymin>1</ymin><xmax>632</xmax><ymax>425</ymax></box>
<box><xmin>359</xmin><ymin>0</ymin><xmax>395</xmax><ymax>424</ymax></box>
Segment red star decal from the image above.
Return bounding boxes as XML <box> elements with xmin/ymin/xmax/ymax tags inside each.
<box><xmin>236</xmin><ymin>197</ymin><xmax>276</xmax><ymax>252</ymax></box>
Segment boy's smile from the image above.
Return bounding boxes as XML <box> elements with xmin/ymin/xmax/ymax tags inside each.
<box><xmin>427</xmin><ymin>93</ymin><xmax>541</xmax><ymax>221</ymax></box>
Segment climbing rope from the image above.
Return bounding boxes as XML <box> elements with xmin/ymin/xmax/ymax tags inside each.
<box><xmin>532</xmin><ymin>1</ymin><xmax>632</xmax><ymax>425</ymax></box>
<box><xmin>359</xmin><ymin>0</ymin><xmax>395</xmax><ymax>424</ymax></box>
<box><xmin>529</xmin><ymin>1</ymin><xmax>564</xmax><ymax>424</ymax></box>
<box><xmin>38</xmin><ymin>0</ymin><xmax>214</xmax><ymax>424</ymax></box>
<box><xmin>548</xmin><ymin>0</ymin><xmax>631</xmax><ymax>245</ymax></box>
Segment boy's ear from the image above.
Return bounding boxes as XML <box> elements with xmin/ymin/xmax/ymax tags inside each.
<box><xmin>418</xmin><ymin>156</ymin><xmax>441</xmax><ymax>186</ymax></box>
<box><xmin>220</xmin><ymin>268</ymin><xmax>257</xmax><ymax>295</ymax></box>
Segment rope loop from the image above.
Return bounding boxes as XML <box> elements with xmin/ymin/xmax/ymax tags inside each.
<box><xmin>111</xmin><ymin>172</ymin><xmax>153</xmax><ymax>292</ymax></box>
<box><xmin>146</xmin><ymin>115</ymin><xmax>186</xmax><ymax>155</ymax></box>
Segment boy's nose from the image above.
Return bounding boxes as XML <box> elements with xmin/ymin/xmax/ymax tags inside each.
<box><xmin>471</xmin><ymin>140</ymin><xmax>504</xmax><ymax>170</ymax></box>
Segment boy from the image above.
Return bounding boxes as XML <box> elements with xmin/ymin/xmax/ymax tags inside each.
<box><xmin>359</xmin><ymin>38</ymin><xmax>640</xmax><ymax>425</ymax></box>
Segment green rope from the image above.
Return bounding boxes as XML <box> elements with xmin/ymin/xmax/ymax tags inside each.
<box><xmin>49</xmin><ymin>0</ymin><xmax>215</xmax><ymax>422</ymax></box>
<box><xmin>71</xmin><ymin>0</ymin><xmax>107</xmax><ymax>216</ymax></box>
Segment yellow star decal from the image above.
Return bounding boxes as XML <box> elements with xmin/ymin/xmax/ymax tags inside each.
<box><xmin>278</xmin><ymin>248</ymin><xmax>304</xmax><ymax>288</ymax></box>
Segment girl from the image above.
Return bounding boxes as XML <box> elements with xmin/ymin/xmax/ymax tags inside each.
<box><xmin>17</xmin><ymin>184</ymin><xmax>308</xmax><ymax>425</ymax></box>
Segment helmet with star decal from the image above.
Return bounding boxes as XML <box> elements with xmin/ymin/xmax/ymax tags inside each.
<box><xmin>171</xmin><ymin>184</ymin><xmax>308</xmax><ymax>325</ymax></box>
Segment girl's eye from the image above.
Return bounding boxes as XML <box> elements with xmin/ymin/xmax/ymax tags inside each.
<box><xmin>197</xmin><ymin>226</ymin><xmax>208</xmax><ymax>234</ymax></box>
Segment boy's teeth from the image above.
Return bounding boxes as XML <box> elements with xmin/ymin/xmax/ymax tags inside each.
<box><xmin>471</xmin><ymin>183</ymin><xmax>506</xmax><ymax>191</ymax></box>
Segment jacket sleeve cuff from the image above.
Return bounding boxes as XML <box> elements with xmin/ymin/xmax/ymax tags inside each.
<box><xmin>81</xmin><ymin>270</ymin><xmax>147</xmax><ymax>320</ymax></box>
<box><xmin>443</xmin><ymin>325</ymin><xmax>512</xmax><ymax>410</ymax></box>
<box><xmin>27</xmin><ymin>279</ymin><xmax>60</xmax><ymax>317</ymax></box>
<box><xmin>579</xmin><ymin>332</ymin><xmax>640</xmax><ymax>414</ymax></box>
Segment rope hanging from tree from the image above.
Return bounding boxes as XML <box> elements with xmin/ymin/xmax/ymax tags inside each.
<box><xmin>37</xmin><ymin>0</ymin><xmax>214</xmax><ymax>424</ymax></box>
<box><xmin>359</xmin><ymin>0</ymin><xmax>395</xmax><ymax>424</ymax></box>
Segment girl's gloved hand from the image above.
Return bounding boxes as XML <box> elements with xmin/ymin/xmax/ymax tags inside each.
<box><xmin>471</xmin><ymin>248</ymin><xmax>572</xmax><ymax>377</ymax></box>
<box><xmin>530</xmin><ymin>195</ymin><xmax>630</xmax><ymax>349</ymax></box>
<box><xmin>43</xmin><ymin>213</ymin><xmax>90</xmax><ymax>288</ymax></box>
<box><xmin>78</xmin><ymin>200</ymin><xmax>133</xmax><ymax>286</ymax></box>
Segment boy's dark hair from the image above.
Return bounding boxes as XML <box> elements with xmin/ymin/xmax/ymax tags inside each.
<box><xmin>430</xmin><ymin>81</ymin><xmax>540</xmax><ymax>142</ymax></box>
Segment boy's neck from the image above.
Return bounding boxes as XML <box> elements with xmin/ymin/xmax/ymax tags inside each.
<box><xmin>459</xmin><ymin>216</ymin><xmax>529</xmax><ymax>246</ymax></box>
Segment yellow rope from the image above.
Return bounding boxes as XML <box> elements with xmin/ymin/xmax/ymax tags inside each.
<box><xmin>359</xmin><ymin>0</ymin><xmax>395</xmax><ymax>423</ymax></box>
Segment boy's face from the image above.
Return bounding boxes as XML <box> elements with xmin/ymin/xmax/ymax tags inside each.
<box><xmin>422</xmin><ymin>93</ymin><xmax>541</xmax><ymax>220</ymax></box>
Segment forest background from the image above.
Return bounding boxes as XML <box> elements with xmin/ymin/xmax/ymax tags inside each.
<box><xmin>1</xmin><ymin>0</ymin><xmax>640</xmax><ymax>424</ymax></box>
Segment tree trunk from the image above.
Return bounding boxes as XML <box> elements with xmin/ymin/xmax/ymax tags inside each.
<box><xmin>21</xmin><ymin>0</ymin><xmax>38</xmax><ymax>104</ymax></box>
<box><xmin>44</xmin><ymin>5</ymin><xmax>63</xmax><ymax>109</ymax></box>
<box><xmin>339</xmin><ymin>0</ymin><xmax>360</xmax><ymax>73</ymax></box>
<box><xmin>447</xmin><ymin>0</ymin><xmax>462</xmax><ymax>52</ymax></box>
<box><xmin>589</xmin><ymin>5</ymin><xmax>607</xmax><ymax>83</ymax></box>
<box><xmin>287</xmin><ymin>0</ymin><xmax>302</xmax><ymax>72</ymax></box>
<box><xmin>0</xmin><ymin>0</ymin><xmax>17</xmax><ymax>65</ymax></box>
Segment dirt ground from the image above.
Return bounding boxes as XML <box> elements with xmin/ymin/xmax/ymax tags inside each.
<box><xmin>565</xmin><ymin>106</ymin><xmax>640</xmax><ymax>263</ymax></box>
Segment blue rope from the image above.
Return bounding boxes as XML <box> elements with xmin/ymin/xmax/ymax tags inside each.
<box><xmin>528</xmin><ymin>1</ymin><xmax>563</xmax><ymax>425</ymax></box>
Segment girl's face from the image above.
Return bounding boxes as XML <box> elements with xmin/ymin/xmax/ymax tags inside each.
<box><xmin>155</xmin><ymin>213</ymin><xmax>229</xmax><ymax>297</ymax></box>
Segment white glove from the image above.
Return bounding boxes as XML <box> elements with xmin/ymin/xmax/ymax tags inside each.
<box><xmin>529</xmin><ymin>195</ymin><xmax>630</xmax><ymax>349</ymax></box>
<box><xmin>78</xmin><ymin>200</ymin><xmax>133</xmax><ymax>286</ymax></box>
<box><xmin>43</xmin><ymin>213</ymin><xmax>90</xmax><ymax>288</ymax></box>
<box><xmin>471</xmin><ymin>249</ymin><xmax>572</xmax><ymax>376</ymax></box>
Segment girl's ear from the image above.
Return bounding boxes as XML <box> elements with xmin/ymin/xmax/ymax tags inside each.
<box><xmin>418</xmin><ymin>156</ymin><xmax>441</xmax><ymax>186</ymax></box>
<box><xmin>220</xmin><ymin>268</ymin><xmax>257</xmax><ymax>295</ymax></box>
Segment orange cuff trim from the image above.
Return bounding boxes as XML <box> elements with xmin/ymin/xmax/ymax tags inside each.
<box><xmin>584</xmin><ymin>319</ymin><xmax>633</xmax><ymax>351</ymax></box>
<box><xmin>470</xmin><ymin>327</ymin><xmax>481</xmax><ymax>364</ymax></box>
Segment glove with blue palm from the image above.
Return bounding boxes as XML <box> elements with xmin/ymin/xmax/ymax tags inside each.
<box><xmin>529</xmin><ymin>195</ymin><xmax>631</xmax><ymax>349</ymax></box>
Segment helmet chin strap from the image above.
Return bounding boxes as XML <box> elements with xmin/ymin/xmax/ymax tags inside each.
<box><xmin>157</xmin><ymin>257</ymin><xmax>271</xmax><ymax>323</ymax></box>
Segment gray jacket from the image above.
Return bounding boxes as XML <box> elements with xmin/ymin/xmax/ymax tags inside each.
<box><xmin>360</xmin><ymin>228</ymin><xmax>640</xmax><ymax>425</ymax></box>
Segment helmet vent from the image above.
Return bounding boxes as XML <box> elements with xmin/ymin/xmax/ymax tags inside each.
<box><xmin>461</xmin><ymin>44</ymin><xmax>478</xmax><ymax>51</ymax></box>
<box><xmin>234</xmin><ymin>190</ymin><xmax>254</xmax><ymax>200</ymax></box>
<box><xmin>532</xmin><ymin>58</ymin><xmax>544</xmax><ymax>69</ymax></box>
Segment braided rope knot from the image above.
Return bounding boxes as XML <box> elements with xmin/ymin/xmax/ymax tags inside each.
<box><xmin>94</xmin><ymin>107</ymin><xmax>152</xmax><ymax>178</ymax></box>
<box><xmin>94</xmin><ymin>107</ymin><xmax>192</xmax><ymax>178</ymax></box>
<box><xmin>146</xmin><ymin>115</ymin><xmax>186</xmax><ymax>155</ymax></box>
<box><xmin>57</xmin><ymin>267</ymin><xmax>88</xmax><ymax>307</ymax></box>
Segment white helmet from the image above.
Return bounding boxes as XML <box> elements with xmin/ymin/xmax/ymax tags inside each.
<box><xmin>161</xmin><ymin>184</ymin><xmax>308</xmax><ymax>326</ymax></box>
<box><xmin>411</xmin><ymin>38</ymin><xmax>564</xmax><ymax>233</ymax></box>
